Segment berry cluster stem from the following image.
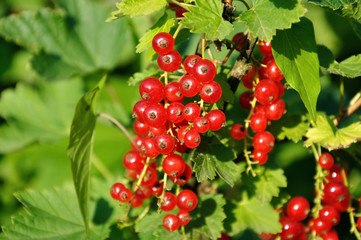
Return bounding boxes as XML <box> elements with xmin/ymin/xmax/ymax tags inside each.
<box><xmin>173</xmin><ymin>24</ymin><xmax>183</xmax><ymax>39</ymax></box>
<box><xmin>134</xmin><ymin>157</ymin><xmax>151</xmax><ymax>192</ymax></box>
<box><xmin>348</xmin><ymin>206</ymin><xmax>361</xmax><ymax>240</ymax></box>
<box><xmin>310</xmin><ymin>143</ymin><xmax>323</xmax><ymax>218</ymax></box>
<box><xmin>158</xmin><ymin>172</ymin><xmax>168</xmax><ymax>212</ymax></box>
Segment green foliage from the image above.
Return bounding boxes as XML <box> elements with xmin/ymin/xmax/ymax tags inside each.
<box><xmin>271</xmin><ymin>114</ymin><xmax>309</xmax><ymax>143</ymax></box>
<box><xmin>181</xmin><ymin>0</ymin><xmax>233</xmax><ymax>40</ymax></box>
<box><xmin>108</xmin><ymin>0</ymin><xmax>167</xmax><ymax>20</ymax></box>
<box><xmin>308</xmin><ymin>0</ymin><xmax>357</xmax><ymax>9</ymax></box>
<box><xmin>238</xmin><ymin>0</ymin><xmax>306</xmax><ymax>41</ymax></box>
<box><xmin>254</xmin><ymin>168</ymin><xmax>287</xmax><ymax>204</ymax></box>
<box><xmin>272</xmin><ymin>17</ymin><xmax>320</xmax><ymax>121</ymax></box>
<box><xmin>67</xmin><ymin>76</ymin><xmax>106</xmax><ymax>235</ymax></box>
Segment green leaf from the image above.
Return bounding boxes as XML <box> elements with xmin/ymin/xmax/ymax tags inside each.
<box><xmin>271</xmin><ymin>114</ymin><xmax>309</xmax><ymax>143</ymax></box>
<box><xmin>136</xmin><ymin>14</ymin><xmax>175</xmax><ymax>53</ymax></box>
<box><xmin>0</xmin><ymin>186</ymin><xmax>109</xmax><ymax>240</ymax></box>
<box><xmin>214</xmin><ymin>67</ymin><xmax>235</xmax><ymax>109</ymax></box>
<box><xmin>188</xmin><ymin>194</ymin><xmax>226</xmax><ymax>239</ymax></box>
<box><xmin>180</xmin><ymin>0</ymin><xmax>233</xmax><ymax>40</ymax></box>
<box><xmin>254</xmin><ymin>168</ymin><xmax>287</xmax><ymax>204</ymax></box>
<box><xmin>0</xmin><ymin>0</ymin><xmax>135</xmax><ymax>80</ymax></box>
<box><xmin>67</xmin><ymin>76</ymin><xmax>106</xmax><ymax>235</ymax></box>
<box><xmin>225</xmin><ymin>196</ymin><xmax>282</xmax><ymax>235</ymax></box>
<box><xmin>308</xmin><ymin>0</ymin><xmax>356</xmax><ymax>9</ymax></box>
<box><xmin>328</xmin><ymin>54</ymin><xmax>361</xmax><ymax>78</ymax></box>
<box><xmin>238</xmin><ymin>0</ymin><xmax>306</xmax><ymax>41</ymax></box>
<box><xmin>272</xmin><ymin>17</ymin><xmax>320</xmax><ymax>121</ymax></box>
<box><xmin>109</xmin><ymin>0</ymin><xmax>167</xmax><ymax>19</ymax></box>
<box><xmin>351</xmin><ymin>21</ymin><xmax>361</xmax><ymax>40</ymax></box>
<box><xmin>304</xmin><ymin>114</ymin><xmax>361</xmax><ymax>150</ymax></box>
<box><xmin>191</xmin><ymin>137</ymin><xmax>242</xmax><ymax>186</ymax></box>
<box><xmin>128</xmin><ymin>70</ymin><xmax>162</xmax><ymax>86</ymax></box>
<box><xmin>0</xmin><ymin>78</ymin><xmax>83</xmax><ymax>153</ymax></box>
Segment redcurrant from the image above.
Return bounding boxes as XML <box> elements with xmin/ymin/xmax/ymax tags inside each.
<box><xmin>184</xmin><ymin>55</ymin><xmax>202</xmax><ymax>74</ymax></box>
<box><xmin>184</xmin><ymin>129</ymin><xmax>201</xmax><ymax>148</ymax></box>
<box><xmin>286</xmin><ymin>196</ymin><xmax>310</xmax><ymax>222</ymax></box>
<box><xmin>177</xmin><ymin>189</ymin><xmax>198</xmax><ymax>211</ymax></box>
<box><xmin>152</xmin><ymin>32</ymin><xmax>174</xmax><ymax>54</ymax></box>
<box><xmin>139</xmin><ymin>77</ymin><xmax>164</xmax><ymax>103</ymax></box>
<box><xmin>162</xmin><ymin>154</ymin><xmax>185</xmax><ymax>177</ymax></box>
<box><xmin>318</xmin><ymin>153</ymin><xmax>334</xmax><ymax>170</ymax></box>
<box><xmin>163</xmin><ymin>214</ymin><xmax>180</xmax><ymax>232</ymax></box>
<box><xmin>254</xmin><ymin>79</ymin><xmax>280</xmax><ymax>105</ymax></box>
<box><xmin>253</xmin><ymin>131</ymin><xmax>275</xmax><ymax>153</ymax></box>
<box><xmin>158</xmin><ymin>49</ymin><xmax>182</xmax><ymax>72</ymax></box>
<box><xmin>179</xmin><ymin>74</ymin><xmax>200</xmax><ymax>97</ymax></box>
<box><xmin>207</xmin><ymin>110</ymin><xmax>226</xmax><ymax>131</ymax></box>
<box><xmin>183</xmin><ymin>103</ymin><xmax>201</xmax><ymax>122</ymax></box>
<box><xmin>165</xmin><ymin>81</ymin><xmax>184</xmax><ymax>102</ymax></box>
<box><xmin>230</xmin><ymin>124</ymin><xmax>246</xmax><ymax>140</ymax></box>
<box><xmin>199</xmin><ymin>81</ymin><xmax>222</xmax><ymax>103</ymax></box>
<box><xmin>193</xmin><ymin>59</ymin><xmax>216</xmax><ymax>83</ymax></box>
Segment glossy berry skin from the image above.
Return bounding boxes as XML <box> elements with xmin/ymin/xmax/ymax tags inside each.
<box><xmin>254</xmin><ymin>104</ymin><xmax>266</xmax><ymax>115</ymax></box>
<box><xmin>250</xmin><ymin>113</ymin><xmax>268</xmax><ymax>133</ymax></box>
<box><xmin>165</xmin><ymin>81</ymin><xmax>183</xmax><ymax>102</ymax></box>
<box><xmin>184</xmin><ymin>55</ymin><xmax>202</xmax><ymax>74</ymax></box>
<box><xmin>162</xmin><ymin>154</ymin><xmax>185</xmax><ymax>177</ymax></box>
<box><xmin>160</xmin><ymin>192</ymin><xmax>177</xmax><ymax>212</ymax></box>
<box><xmin>151</xmin><ymin>181</ymin><xmax>164</xmax><ymax>196</ymax></box>
<box><xmin>200</xmin><ymin>81</ymin><xmax>222</xmax><ymax>103</ymax></box>
<box><xmin>326</xmin><ymin>164</ymin><xmax>346</xmax><ymax>183</ymax></box>
<box><xmin>154</xmin><ymin>133</ymin><xmax>175</xmax><ymax>155</ymax></box>
<box><xmin>158</xmin><ymin>49</ymin><xmax>182</xmax><ymax>72</ymax></box>
<box><xmin>123</xmin><ymin>150</ymin><xmax>145</xmax><ymax>170</ymax></box>
<box><xmin>230</xmin><ymin>124</ymin><xmax>246</xmax><ymax>140</ymax></box>
<box><xmin>286</xmin><ymin>196</ymin><xmax>310</xmax><ymax>222</ymax></box>
<box><xmin>169</xmin><ymin>164</ymin><xmax>192</xmax><ymax>185</ymax></box>
<box><xmin>310</xmin><ymin>218</ymin><xmax>332</xmax><ymax>236</ymax></box>
<box><xmin>152</xmin><ymin>32</ymin><xmax>174</xmax><ymax>54</ymax></box>
<box><xmin>277</xmin><ymin>82</ymin><xmax>285</xmax><ymax>97</ymax></box>
<box><xmin>177</xmin><ymin>189</ymin><xmax>198</xmax><ymax>211</ymax></box>
<box><xmin>262</xmin><ymin>58</ymin><xmax>284</xmax><ymax>82</ymax></box>
<box><xmin>193</xmin><ymin>117</ymin><xmax>209</xmax><ymax>133</ymax></box>
<box><xmin>252</xmin><ymin>149</ymin><xmax>268</xmax><ymax>165</ymax></box>
<box><xmin>139</xmin><ymin>77</ymin><xmax>164</xmax><ymax>103</ymax></box>
<box><xmin>141</xmin><ymin>167</ymin><xmax>158</xmax><ymax>187</ymax></box>
<box><xmin>143</xmin><ymin>103</ymin><xmax>167</xmax><ymax>127</ymax></box>
<box><xmin>279</xmin><ymin>218</ymin><xmax>302</xmax><ymax>240</ymax></box>
<box><xmin>323</xmin><ymin>181</ymin><xmax>348</xmax><ymax>205</ymax></box>
<box><xmin>207</xmin><ymin>110</ymin><xmax>226</xmax><ymax>131</ymax></box>
<box><xmin>318</xmin><ymin>153</ymin><xmax>334</xmax><ymax>170</ymax></box>
<box><xmin>140</xmin><ymin>137</ymin><xmax>160</xmax><ymax>158</ymax></box>
<box><xmin>135</xmin><ymin>187</ymin><xmax>152</xmax><ymax>200</ymax></box>
<box><xmin>184</xmin><ymin>129</ymin><xmax>201</xmax><ymax>148</ymax></box>
<box><xmin>322</xmin><ymin>230</ymin><xmax>339</xmax><ymax>240</ymax></box>
<box><xmin>147</xmin><ymin>125</ymin><xmax>167</xmax><ymax>138</ymax></box>
<box><xmin>177</xmin><ymin>125</ymin><xmax>189</xmax><ymax>143</ymax></box>
<box><xmin>253</xmin><ymin>131</ymin><xmax>275</xmax><ymax>153</ymax></box>
<box><xmin>183</xmin><ymin>103</ymin><xmax>201</xmax><ymax>122</ymax></box>
<box><xmin>179</xmin><ymin>74</ymin><xmax>200</xmax><ymax>97</ymax></box>
<box><xmin>133</xmin><ymin>100</ymin><xmax>151</xmax><ymax>123</ymax></box>
<box><xmin>133</xmin><ymin>121</ymin><xmax>149</xmax><ymax>136</ymax></box>
<box><xmin>254</xmin><ymin>79</ymin><xmax>280</xmax><ymax>105</ymax></box>
<box><xmin>177</xmin><ymin>211</ymin><xmax>191</xmax><ymax>226</ymax></box>
<box><xmin>110</xmin><ymin>183</ymin><xmax>125</xmax><ymax>200</ymax></box>
<box><xmin>167</xmin><ymin>102</ymin><xmax>185</xmax><ymax>123</ymax></box>
<box><xmin>131</xmin><ymin>195</ymin><xmax>144</xmax><ymax>208</ymax></box>
<box><xmin>163</xmin><ymin>214</ymin><xmax>180</xmax><ymax>232</ymax></box>
<box><xmin>242</xmin><ymin>65</ymin><xmax>256</xmax><ymax>89</ymax></box>
<box><xmin>357</xmin><ymin>218</ymin><xmax>361</xmax><ymax>232</ymax></box>
<box><xmin>258</xmin><ymin>40</ymin><xmax>272</xmax><ymax>56</ymax></box>
<box><xmin>232</xmin><ymin>33</ymin><xmax>246</xmax><ymax>51</ymax></box>
<box><xmin>193</xmin><ymin>59</ymin><xmax>216</xmax><ymax>83</ymax></box>
<box><xmin>239</xmin><ymin>91</ymin><xmax>254</xmax><ymax>109</ymax></box>
<box><xmin>319</xmin><ymin>205</ymin><xmax>340</xmax><ymax>226</ymax></box>
<box><xmin>264</xmin><ymin>98</ymin><xmax>285</xmax><ymax>121</ymax></box>
<box><xmin>118</xmin><ymin>188</ymin><xmax>132</xmax><ymax>203</ymax></box>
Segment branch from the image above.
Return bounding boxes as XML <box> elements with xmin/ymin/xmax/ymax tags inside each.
<box><xmin>334</xmin><ymin>96</ymin><xmax>361</xmax><ymax>126</ymax></box>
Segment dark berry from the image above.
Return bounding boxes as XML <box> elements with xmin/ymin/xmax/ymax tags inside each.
<box><xmin>239</xmin><ymin>91</ymin><xmax>253</xmax><ymax>109</ymax></box>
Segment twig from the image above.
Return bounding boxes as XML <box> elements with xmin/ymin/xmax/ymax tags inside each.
<box><xmin>334</xmin><ymin>96</ymin><xmax>361</xmax><ymax>126</ymax></box>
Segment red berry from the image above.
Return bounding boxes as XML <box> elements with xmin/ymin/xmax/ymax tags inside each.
<box><xmin>239</xmin><ymin>91</ymin><xmax>253</xmax><ymax>109</ymax></box>
<box><xmin>357</xmin><ymin>218</ymin><xmax>361</xmax><ymax>232</ymax></box>
<box><xmin>277</xmin><ymin>81</ymin><xmax>285</xmax><ymax>97</ymax></box>
<box><xmin>319</xmin><ymin>205</ymin><xmax>340</xmax><ymax>226</ymax></box>
<box><xmin>252</xmin><ymin>149</ymin><xmax>268</xmax><ymax>165</ymax></box>
<box><xmin>250</xmin><ymin>113</ymin><xmax>268</xmax><ymax>132</ymax></box>
<box><xmin>259</xmin><ymin>232</ymin><xmax>276</xmax><ymax>240</ymax></box>
<box><xmin>230</xmin><ymin>124</ymin><xmax>246</xmax><ymax>140</ymax></box>
<box><xmin>262</xmin><ymin>58</ymin><xmax>284</xmax><ymax>82</ymax></box>
<box><xmin>200</xmin><ymin>81</ymin><xmax>222</xmax><ymax>103</ymax></box>
<box><xmin>323</xmin><ymin>181</ymin><xmax>348</xmax><ymax>205</ymax></box>
<box><xmin>264</xmin><ymin>98</ymin><xmax>285</xmax><ymax>121</ymax></box>
<box><xmin>135</xmin><ymin>187</ymin><xmax>152</xmax><ymax>200</ymax></box>
<box><xmin>193</xmin><ymin>117</ymin><xmax>210</xmax><ymax>133</ymax></box>
<box><xmin>133</xmin><ymin>100</ymin><xmax>151</xmax><ymax>123</ymax></box>
<box><xmin>177</xmin><ymin>189</ymin><xmax>198</xmax><ymax>211</ymax></box>
<box><xmin>232</xmin><ymin>32</ymin><xmax>246</xmax><ymax>51</ymax></box>
<box><xmin>169</xmin><ymin>0</ymin><xmax>183</xmax><ymax>8</ymax></box>
<box><xmin>279</xmin><ymin>218</ymin><xmax>302</xmax><ymax>240</ymax></box>
<box><xmin>332</xmin><ymin>192</ymin><xmax>349</xmax><ymax>212</ymax></box>
<box><xmin>207</xmin><ymin>110</ymin><xmax>226</xmax><ymax>131</ymax></box>
<box><xmin>169</xmin><ymin>164</ymin><xmax>192</xmax><ymax>185</ymax></box>
<box><xmin>167</xmin><ymin>102</ymin><xmax>185</xmax><ymax>123</ymax></box>
<box><xmin>158</xmin><ymin>49</ymin><xmax>182</xmax><ymax>72</ymax></box>
<box><xmin>183</xmin><ymin>103</ymin><xmax>201</xmax><ymax>122</ymax></box>
<box><xmin>139</xmin><ymin>77</ymin><xmax>164</xmax><ymax>103</ymax></box>
<box><xmin>193</xmin><ymin>59</ymin><xmax>216</xmax><ymax>83</ymax></box>
<box><xmin>184</xmin><ymin>129</ymin><xmax>201</xmax><ymax>148</ymax></box>
<box><xmin>165</xmin><ymin>81</ymin><xmax>184</xmax><ymax>102</ymax></box>
<box><xmin>177</xmin><ymin>211</ymin><xmax>190</xmax><ymax>226</ymax></box>
<box><xmin>242</xmin><ymin>65</ymin><xmax>256</xmax><ymax>89</ymax></box>
<box><xmin>152</xmin><ymin>32</ymin><xmax>174</xmax><ymax>54</ymax></box>
<box><xmin>218</xmin><ymin>233</ymin><xmax>232</xmax><ymax>240</ymax></box>
<box><xmin>326</xmin><ymin>164</ymin><xmax>346</xmax><ymax>183</ymax></box>
<box><xmin>131</xmin><ymin>195</ymin><xmax>144</xmax><ymax>208</ymax></box>
<box><xmin>254</xmin><ymin>104</ymin><xmax>266</xmax><ymax>115</ymax></box>
<box><xmin>140</xmin><ymin>137</ymin><xmax>160</xmax><ymax>158</ymax></box>
<box><xmin>179</xmin><ymin>74</ymin><xmax>201</xmax><ymax>97</ymax></box>
<box><xmin>154</xmin><ymin>133</ymin><xmax>175</xmax><ymax>155</ymax></box>
<box><xmin>253</xmin><ymin>131</ymin><xmax>275</xmax><ymax>153</ymax></box>
<box><xmin>322</xmin><ymin>230</ymin><xmax>339</xmax><ymax>240</ymax></box>
<box><xmin>160</xmin><ymin>192</ymin><xmax>177</xmax><ymax>212</ymax></box>
<box><xmin>258</xmin><ymin>40</ymin><xmax>272</xmax><ymax>56</ymax></box>
<box><xmin>163</xmin><ymin>154</ymin><xmax>185</xmax><ymax>177</ymax></box>
<box><xmin>143</xmin><ymin>103</ymin><xmax>167</xmax><ymax>127</ymax></box>
<box><xmin>141</xmin><ymin>167</ymin><xmax>158</xmax><ymax>187</ymax></box>
<box><xmin>147</xmin><ymin>125</ymin><xmax>167</xmax><ymax>138</ymax></box>
<box><xmin>318</xmin><ymin>153</ymin><xmax>334</xmax><ymax>170</ymax></box>
<box><xmin>110</xmin><ymin>183</ymin><xmax>125</xmax><ymax>200</ymax></box>
<box><xmin>254</xmin><ymin>79</ymin><xmax>280</xmax><ymax>105</ymax></box>
<box><xmin>163</xmin><ymin>214</ymin><xmax>180</xmax><ymax>232</ymax></box>
<box><xmin>175</xmin><ymin>6</ymin><xmax>188</xmax><ymax>18</ymax></box>
<box><xmin>310</xmin><ymin>218</ymin><xmax>332</xmax><ymax>235</ymax></box>
<box><xmin>177</xmin><ymin>125</ymin><xmax>189</xmax><ymax>143</ymax></box>
<box><xmin>151</xmin><ymin>181</ymin><xmax>164</xmax><ymax>196</ymax></box>
<box><xmin>184</xmin><ymin>55</ymin><xmax>202</xmax><ymax>74</ymax></box>
<box><xmin>118</xmin><ymin>188</ymin><xmax>132</xmax><ymax>203</ymax></box>
<box><xmin>175</xmin><ymin>140</ymin><xmax>189</xmax><ymax>154</ymax></box>
<box><xmin>123</xmin><ymin>150</ymin><xmax>145</xmax><ymax>170</ymax></box>
<box><xmin>286</xmin><ymin>196</ymin><xmax>310</xmax><ymax>222</ymax></box>
<box><xmin>133</xmin><ymin>121</ymin><xmax>149</xmax><ymax>136</ymax></box>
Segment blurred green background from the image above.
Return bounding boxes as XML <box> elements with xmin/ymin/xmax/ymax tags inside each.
<box><xmin>0</xmin><ymin>0</ymin><xmax>360</xmax><ymax>239</ymax></box>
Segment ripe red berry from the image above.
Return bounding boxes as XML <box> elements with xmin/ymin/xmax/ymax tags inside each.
<box><xmin>326</xmin><ymin>164</ymin><xmax>346</xmax><ymax>183</ymax></box>
<box><xmin>252</xmin><ymin>149</ymin><xmax>268</xmax><ymax>165</ymax></box>
<box><xmin>151</xmin><ymin>181</ymin><xmax>164</xmax><ymax>196</ymax></box>
<box><xmin>133</xmin><ymin>121</ymin><xmax>149</xmax><ymax>136</ymax></box>
<box><xmin>242</xmin><ymin>65</ymin><xmax>256</xmax><ymax>89</ymax></box>
<box><xmin>279</xmin><ymin>218</ymin><xmax>302</xmax><ymax>240</ymax></box>
<box><xmin>230</xmin><ymin>124</ymin><xmax>246</xmax><ymax>140</ymax></box>
<box><xmin>135</xmin><ymin>187</ymin><xmax>152</xmax><ymax>200</ymax></box>
<box><xmin>143</xmin><ymin>103</ymin><xmax>167</xmax><ymax>127</ymax></box>
<box><xmin>262</xmin><ymin>58</ymin><xmax>284</xmax><ymax>82</ymax></box>
<box><xmin>239</xmin><ymin>91</ymin><xmax>254</xmax><ymax>109</ymax></box>
<box><xmin>152</xmin><ymin>32</ymin><xmax>174</xmax><ymax>54</ymax></box>
<box><xmin>140</xmin><ymin>167</ymin><xmax>158</xmax><ymax>187</ymax></box>
<box><xmin>154</xmin><ymin>133</ymin><xmax>175</xmax><ymax>155</ymax></box>
<box><xmin>131</xmin><ymin>195</ymin><xmax>144</xmax><ymax>208</ymax></box>
<box><xmin>232</xmin><ymin>32</ymin><xmax>246</xmax><ymax>51</ymax></box>
<box><xmin>258</xmin><ymin>40</ymin><xmax>272</xmax><ymax>56</ymax></box>
<box><xmin>184</xmin><ymin>129</ymin><xmax>201</xmax><ymax>148</ymax></box>
<box><xmin>193</xmin><ymin>117</ymin><xmax>210</xmax><ymax>133</ymax></box>
<box><xmin>318</xmin><ymin>153</ymin><xmax>334</xmax><ymax>170</ymax></box>
<box><xmin>139</xmin><ymin>77</ymin><xmax>164</xmax><ymax>103</ymax></box>
<box><xmin>250</xmin><ymin>113</ymin><xmax>268</xmax><ymax>132</ymax></box>
<box><xmin>110</xmin><ymin>182</ymin><xmax>125</xmax><ymax>200</ymax></box>
<box><xmin>183</xmin><ymin>103</ymin><xmax>201</xmax><ymax>122</ymax></box>
<box><xmin>177</xmin><ymin>211</ymin><xmax>191</xmax><ymax>226</ymax></box>
<box><xmin>165</xmin><ymin>81</ymin><xmax>183</xmax><ymax>102</ymax></box>
<box><xmin>310</xmin><ymin>218</ymin><xmax>332</xmax><ymax>235</ymax></box>
<box><xmin>163</xmin><ymin>214</ymin><xmax>180</xmax><ymax>232</ymax></box>
<box><xmin>123</xmin><ymin>150</ymin><xmax>145</xmax><ymax>170</ymax></box>
<box><xmin>254</xmin><ymin>104</ymin><xmax>266</xmax><ymax>115</ymax></box>
<box><xmin>207</xmin><ymin>110</ymin><xmax>226</xmax><ymax>131</ymax></box>
<box><xmin>253</xmin><ymin>131</ymin><xmax>275</xmax><ymax>153</ymax></box>
<box><xmin>322</xmin><ymin>230</ymin><xmax>339</xmax><ymax>240</ymax></box>
<box><xmin>158</xmin><ymin>49</ymin><xmax>182</xmax><ymax>72</ymax></box>
<box><xmin>179</xmin><ymin>74</ymin><xmax>201</xmax><ymax>97</ymax></box>
<box><xmin>254</xmin><ymin>79</ymin><xmax>280</xmax><ymax>105</ymax></box>
<box><xmin>184</xmin><ymin>55</ymin><xmax>202</xmax><ymax>74</ymax></box>
<box><xmin>193</xmin><ymin>59</ymin><xmax>216</xmax><ymax>83</ymax></box>
<box><xmin>177</xmin><ymin>189</ymin><xmax>198</xmax><ymax>211</ymax></box>
<box><xmin>163</xmin><ymin>154</ymin><xmax>185</xmax><ymax>177</ymax></box>
<box><xmin>277</xmin><ymin>81</ymin><xmax>285</xmax><ymax>97</ymax></box>
<box><xmin>286</xmin><ymin>196</ymin><xmax>310</xmax><ymax>222</ymax></box>
<box><xmin>140</xmin><ymin>137</ymin><xmax>160</xmax><ymax>158</ymax></box>
<box><xmin>319</xmin><ymin>205</ymin><xmax>340</xmax><ymax>226</ymax></box>
<box><xmin>169</xmin><ymin>164</ymin><xmax>192</xmax><ymax>185</ymax></box>
<box><xmin>160</xmin><ymin>192</ymin><xmax>177</xmax><ymax>212</ymax></box>
<box><xmin>357</xmin><ymin>218</ymin><xmax>361</xmax><ymax>232</ymax></box>
<box><xmin>147</xmin><ymin>125</ymin><xmax>167</xmax><ymax>138</ymax></box>
<box><xmin>167</xmin><ymin>102</ymin><xmax>185</xmax><ymax>123</ymax></box>
<box><xmin>199</xmin><ymin>81</ymin><xmax>222</xmax><ymax>103</ymax></box>
<box><xmin>175</xmin><ymin>6</ymin><xmax>188</xmax><ymax>18</ymax></box>
<box><xmin>264</xmin><ymin>98</ymin><xmax>285</xmax><ymax>121</ymax></box>
<box><xmin>133</xmin><ymin>100</ymin><xmax>151</xmax><ymax>123</ymax></box>
<box><xmin>118</xmin><ymin>188</ymin><xmax>132</xmax><ymax>203</ymax></box>
<box><xmin>177</xmin><ymin>125</ymin><xmax>189</xmax><ymax>143</ymax></box>
<box><xmin>323</xmin><ymin>181</ymin><xmax>348</xmax><ymax>205</ymax></box>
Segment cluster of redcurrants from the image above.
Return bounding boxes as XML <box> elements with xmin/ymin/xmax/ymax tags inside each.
<box><xmin>230</xmin><ymin>39</ymin><xmax>286</xmax><ymax>165</ymax></box>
